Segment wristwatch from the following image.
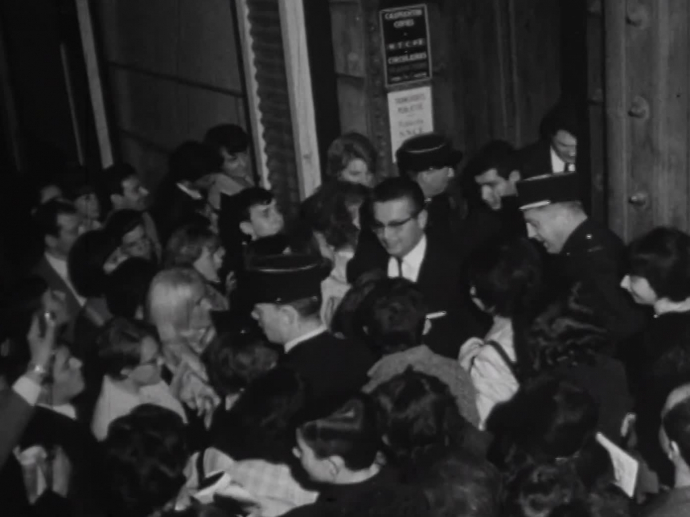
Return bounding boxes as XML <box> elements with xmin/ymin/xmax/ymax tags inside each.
<box><xmin>26</xmin><ymin>362</ymin><xmax>50</xmax><ymax>382</ymax></box>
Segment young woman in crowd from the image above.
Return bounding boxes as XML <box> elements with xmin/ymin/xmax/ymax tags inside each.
<box><xmin>147</xmin><ymin>267</ymin><xmax>225</xmax><ymax>425</ymax></box>
<box><xmin>325</xmin><ymin>132</ymin><xmax>378</xmax><ymax>188</ymax></box>
<box><xmin>459</xmin><ymin>235</ymin><xmax>545</xmax><ymax>427</ymax></box>
<box><xmin>301</xmin><ymin>181</ymin><xmax>369</xmax><ymax>325</ymax></box>
<box><xmin>284</xmin><ymin>394</ymin><xmax>401</xmax><ymax>517</ymax></box>
<box><xmin>165</xmin><ymin>223</ymin><xmax>229</xmax><ymax>296</ymax></box>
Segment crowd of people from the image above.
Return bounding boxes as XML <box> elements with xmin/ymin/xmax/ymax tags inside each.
<box><xmin>1</xmin><ymin>101</ymin><xmax>690</xmax><ymax>517</ymax></box>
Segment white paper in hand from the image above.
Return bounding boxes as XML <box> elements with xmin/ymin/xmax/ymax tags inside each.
<box><xmin>596</xmin><ymin>432</ymin><xmax>639</xmax><ymax>497</ymax></box>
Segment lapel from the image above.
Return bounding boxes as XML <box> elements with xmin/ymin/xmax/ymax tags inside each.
<box><xmin>416</xmin><ymin>236</ymin><xmax>452</xmax><ymax>304</ymax></box>
<box><xmin>34</xmin><ymin>256</ymin><xmax>81</xmax><ymax>315</ymax></box>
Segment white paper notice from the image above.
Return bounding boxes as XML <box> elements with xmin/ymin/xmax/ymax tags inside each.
<box><xmin>596</xmin><ymin>432</ymin><xmax>639</xmax><ymax>497</ymax></box>
<box><xmin>387</xmin><ymin>86</ymin><xmax>434</xmax><ymax>161</ymax></box>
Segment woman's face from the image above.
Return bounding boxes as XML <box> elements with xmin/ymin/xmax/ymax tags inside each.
<box><xmin>340</xmin><ymin>159</ymin><xmax>374</xmax><ymax>188</ymax></box>
<box><xmin>193</xmin><ymin>244</ymin><xmax>225</xmax><ymax>283</ymax></box>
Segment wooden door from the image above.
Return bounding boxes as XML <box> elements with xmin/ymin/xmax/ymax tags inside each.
<box><xmin>603</xmin><ymin>0</ymin><xmax>690</xmax><ymax>241</ymax></box>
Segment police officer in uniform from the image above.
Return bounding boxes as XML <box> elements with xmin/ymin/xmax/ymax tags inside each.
<box><xmin>516</xmin><ymin>172</ymin><xmax>645</xmax><ymax>342</ymax></box>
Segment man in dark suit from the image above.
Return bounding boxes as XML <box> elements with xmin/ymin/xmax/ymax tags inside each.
<box><xmin>247</xmin><ymin>254</ymin><xmax>375</xmax><ymax>408</ymax></box>
<box><xmin>516</xmin><ymin>172</ymin><xmax>644</xmax><ymax>342</ymax></box>
<box><xmin>358</xmin><ymin>178</ymin><xmax>487</xmax><ymax>358</ymax></box>
<box><xmin>468</xmin><ymin>140</ymin><xmax>526</xmax><ymax>239</ymax></box>
<box><xmin>31</xmin><ymin>199</ymin><xmax>84</xmax><ymax>324</ymax></box>
<box><xmin>518</xmin><ymin>100</ymin><xmax>578</xmax><ymax>178</ymax></box>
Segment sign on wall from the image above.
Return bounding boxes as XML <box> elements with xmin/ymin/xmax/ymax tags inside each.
<box><xmin>380</xmin><ymin>5</ymin><xmax>432</xmax><ymax>88</ymax></box>
<box><xmin>387</xmin><ymin>85</ymin><xmax>434</xmax><ymax>161</ymax></box>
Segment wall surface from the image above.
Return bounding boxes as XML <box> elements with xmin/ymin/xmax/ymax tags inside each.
<box><xmin>95</xmin><ymin>0</ymin><xmax>248</xmax><ymax>189</ymax></box>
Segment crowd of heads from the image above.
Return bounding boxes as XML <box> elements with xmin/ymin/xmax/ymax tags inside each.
<box><xmin>5</xmin><ymin>103</ymin><xmax>690</xmax><ymax>517</ymax></box>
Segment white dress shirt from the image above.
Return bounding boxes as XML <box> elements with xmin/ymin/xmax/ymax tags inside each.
<box><xmin>387</xmin><ymin>235</ymin><xmax>427</xmax><ymax>283</ymax></box>
<box><xmin>284</xmin><ymin>325</ymin><xmax>328</xmax><ymax>354</ymax></box>
<box><xmin>550</xmin><ymin>147</ymin><xmax>575</xmax><ymax>174</ymax></box>
<box><xmin>44</xmin><ymin>252</ymin><xmax>86</xmax><ymax>306</ymax></box>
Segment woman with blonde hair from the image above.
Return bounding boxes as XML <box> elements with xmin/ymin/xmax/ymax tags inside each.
<box><xmin>147</xmin><ymin>267</ymin><xmax>226</xmax><ymax>422</ymax></box>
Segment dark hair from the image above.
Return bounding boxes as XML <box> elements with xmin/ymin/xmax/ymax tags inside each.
<box><xmin>415</xmin><ymin>450</ymin><xmax>502</xmax><ymax>517</ymax></box>
<box><xmin>103</xmin><ymin>404</ymin><xmax>189</xmax><ymax>517</ymax></box>
<box><xmin>105</xmin><ymin>258</ymin><xmax>158</xmax><ymax>318</ymax></box>
<box><xmin>541</xmin><ymin>100</ymin><xmax>579</xmax><ymax>139</ymax></box>
<box><xmin>330</xmin><ymin>270</ymin><xmax>387</xmax><ymax>340</ymax></box>
<box><xmin>106</xmin><ymin>209</ymin><xmax>145</xmax><ymax>242</ymax></box>
<box><xmin>364</xmin><ymin>277</ymin><xmax>427</xmax><ymax>356</ymax></box>
<box><xmin>504</xmin><ymin>462</ymin><xmax>585</xmax><ymax>517</ymax></box>
<box><xmin>102</xmin><ymin>162</ymin><xmax>138</xmax><ymax>196</ymax></box>
<box><xmin>488</xmin><ymin>376</ymin><xmax>611</xmax><ymax>489</ymax></box>
<box><xmin>68</xmin><ymin>230</ymin><xmax>119</xmax><ymax>298</ymax></box>
<box><xmin>518</xmin><ymin>285</ymin><xmax>609</xmax><ymax>377</ymax></box>
<box><xmin>663</xmin><ymin>396</ymin><xmax>690</xmax><ymax>466</ymax></box>
<box><xmin>233</xmin><ymin>187</ymin><xmax>275</xmax><ymax>223</ymax></box>
<box><xmin>59</xmin><ymin>164</ymin><xmax>97</xmax><ymax>201</ymax></box>
<box><xmin>299</xmin><ymin>394</ymin><xmax>381</xmax><ymax>471</ymax></box>
<box><xmin>165</xmin><ymin>223</ymin><xmax>220</xmax><ymax>268</ymax></box>
<box><xmin>33</xmin><ymin>198</ymin><xmax>77</xmax><ymax>238</ymax></box>
<box><xmin>211</xmin><ymin>366</ymin><xmax>309</xmax><ymax>463</ymax></box>
<box><xmin>168</xmin><ymin>141</ymin><xmax>222</xmax><ymax>183</ymax></box>
<box><xmin>301</xmin><ymin>181</ymin><xmax>368</xmax><ymax>250</ymax></box>
<box><xmin>372</xmin><ymin>369</ymin><xmax>469</xmax><ymax>464</ymax></box>
<box><xmin>466</xmin><ymin>140</ymin><xmax>518</xmax><ymax>180</ymax></box>
<box><xmin>371</xmin><ymin>177</ymin><xmax>426</xmax><ymax>216</ymax></box>
<box><xmin>548</xmin><ymin>487</ymin><xmax>632</xmax><ymax>517</ymax></box>
<box><xmin>285</xmin><ymin>296</ymin><xmax>322</xmax><ymax>320</ymax></box>
<box><xmin>326</xmin><ymin>132</ymin><xmax>378</xmax><ymax>180</ymax></box>
<box><xmin>204</xmin><ymin>124</ymin><xmax>250</xmax><ymax>155</ymax></box>
<box><xmin>468</xmin><ymin>236</ymin><xmax>544</xmax><ymax>319</ymax></box>
<box><xmin>627</xmin><ymin>226</ymin><xmax>690</xmax><ymax>302</ymax></box>
<box><xmin>201</xmin><ymin>327</ymin><xmax>278</xmax><ymax>397</ymax></box>
<box><xmin>96</xmin><ymin>317</ymin><xmax>159</xmax><ymax>379</ymax></box>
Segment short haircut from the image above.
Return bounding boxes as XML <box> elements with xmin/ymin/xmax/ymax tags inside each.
<box><xmin>201</xmin><ymin>327</ymin><xmax>278</xmax><ymax>397</ymax></box>
<box><xmin>233</xmin><ymin>187</ymin><xmax>274</xmax><ymax>222</ymax></box>
<box><xmin>466</xmin><ymin>140</ymin><xmax>518</xmax><ymax>180</ymax></box>
<box><xmin>204</xmin><ymin>124</ymin><xmax>250</xmax><ymax>155</ymax></box>
<box><xmin>299</xmin><ymin>394</ymin><xmax>381</xmax><ymax>470</ymax></box>
<box><xmin>467</xmin><ymin>236</ymin><xmax>544</xmax><ymax>318</ymax></box>
<box><xmin>68</xmin><ymin>229</ymin><xmax>119</xmax><ymax>298</ymax></box>
<box><xmin>103</xmin><ymin>404</ymin><xmax>189</xmax><ymax>517</ymax></box>
<box><xmin>627</xmin><ymin>226</ymin><xmax>690</xmax><ymax>302</ymax></box>
<box><xmin>416</xmin><ymin>450</ymin><xmax>502</xmax><ymax>517</ymax></box>
<box><xmin>211</xmin><ymin>366</ymin><xmax>308</xmax><ymax>464</ymax></box>
<box><xmin>372</xmin><ymin>177</ymin><xmax>426</xmax><ymax>216</ymax></box>
<box><xmin>102</xmin><ymin>162</ymin><xmax>138</xmax><ymax>196</ymax></box>
<box><xmin>365</xmin><ymin>277</ymin><xmax>428</xmax><ymax>356</ymax></box>
<box><xmin>285</xmin><ymin>295</ymin><xmax>322</xmax><ymax>320</ymax></box>
<box><xmin>105</xmin><ymin>258</ymin><xmax>158</xmax><ymax>318</ymax></box>
<box><xmin>96</xmin><ymin>317</ymin><xmax>158</xmax><ymax>379</ymax></box>
<box><xmin>326</xmin><ymin>132</ymin><xmax>378</xmax><ymax>180</ymax></box>
<box><xmin>663</xmin><ymin>396</ymin><xmax>690</xmax><ymax>466</ymax></box>
<box><xmin>168</xmin><ymin>141</ymin><xmax>222</xmax><ymax>183</ymax></box>
<box><xmin>33</xmin><ymin>198</ymin><xmax>77</xmax><ymax>238</ymax></box>
<box><xmin>541</xmin><ymin>100</ymin><xmax>579</xmax><ymax>139</ymax></box>
<box><xmin>372</xmin><ymin>369</ymin><xmax>469</xmax><ymax>464</ymax></box>
<box><xmin>330</xmin><ymin>270</ymin><xmax>387</xmax><ymax>341</ymax></box>
<box><xmin>165</xmin><ymin>223</ymin><xmax>220</xmax><ymax>268</ymax></box>
<box><xmin>301</xmin><ymin>181</ymin><xmax>368</xmax><ymax>250</ymax></box>
<box><xmin>106</xmin><ymin>209</ymin><xmax>144</xmax><ymax>242</ymax></box>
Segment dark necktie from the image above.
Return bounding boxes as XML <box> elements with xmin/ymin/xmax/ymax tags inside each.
<box><xmin>396</xmin><ymin>257</ymin><xmax>404</xmax><ymax>278</ymax></box>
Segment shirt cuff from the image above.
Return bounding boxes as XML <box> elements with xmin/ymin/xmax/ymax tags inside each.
<box><xmin>12</xmin><ymin>376</ymin><xmax>42</xmax><ymax>406</ymax></box>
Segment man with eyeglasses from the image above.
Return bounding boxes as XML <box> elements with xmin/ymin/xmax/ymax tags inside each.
<box><xmin>367</xmin><ymin>178</ymin><xmax>487</xmax><ymax>358</ymax></box>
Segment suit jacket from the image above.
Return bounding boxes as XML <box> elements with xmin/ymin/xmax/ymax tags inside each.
<box><xmin>280</xmin><ymin>330</ymin><xmax>375</xmax><ymax>410</ymax></box>
<box><xmin>552</xmin><ymin>218</ymin><xmax>645</xmax><ymax>342</ymax></box>
<box><xmin>0</xmin><ymin>387</ymin><xmax>34</xmax><ymax>470</ymax></box>
<box><xmin>348</xmin><ymin>234</ymin><xmax>489</xmax><ymax>358</ymax></box>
